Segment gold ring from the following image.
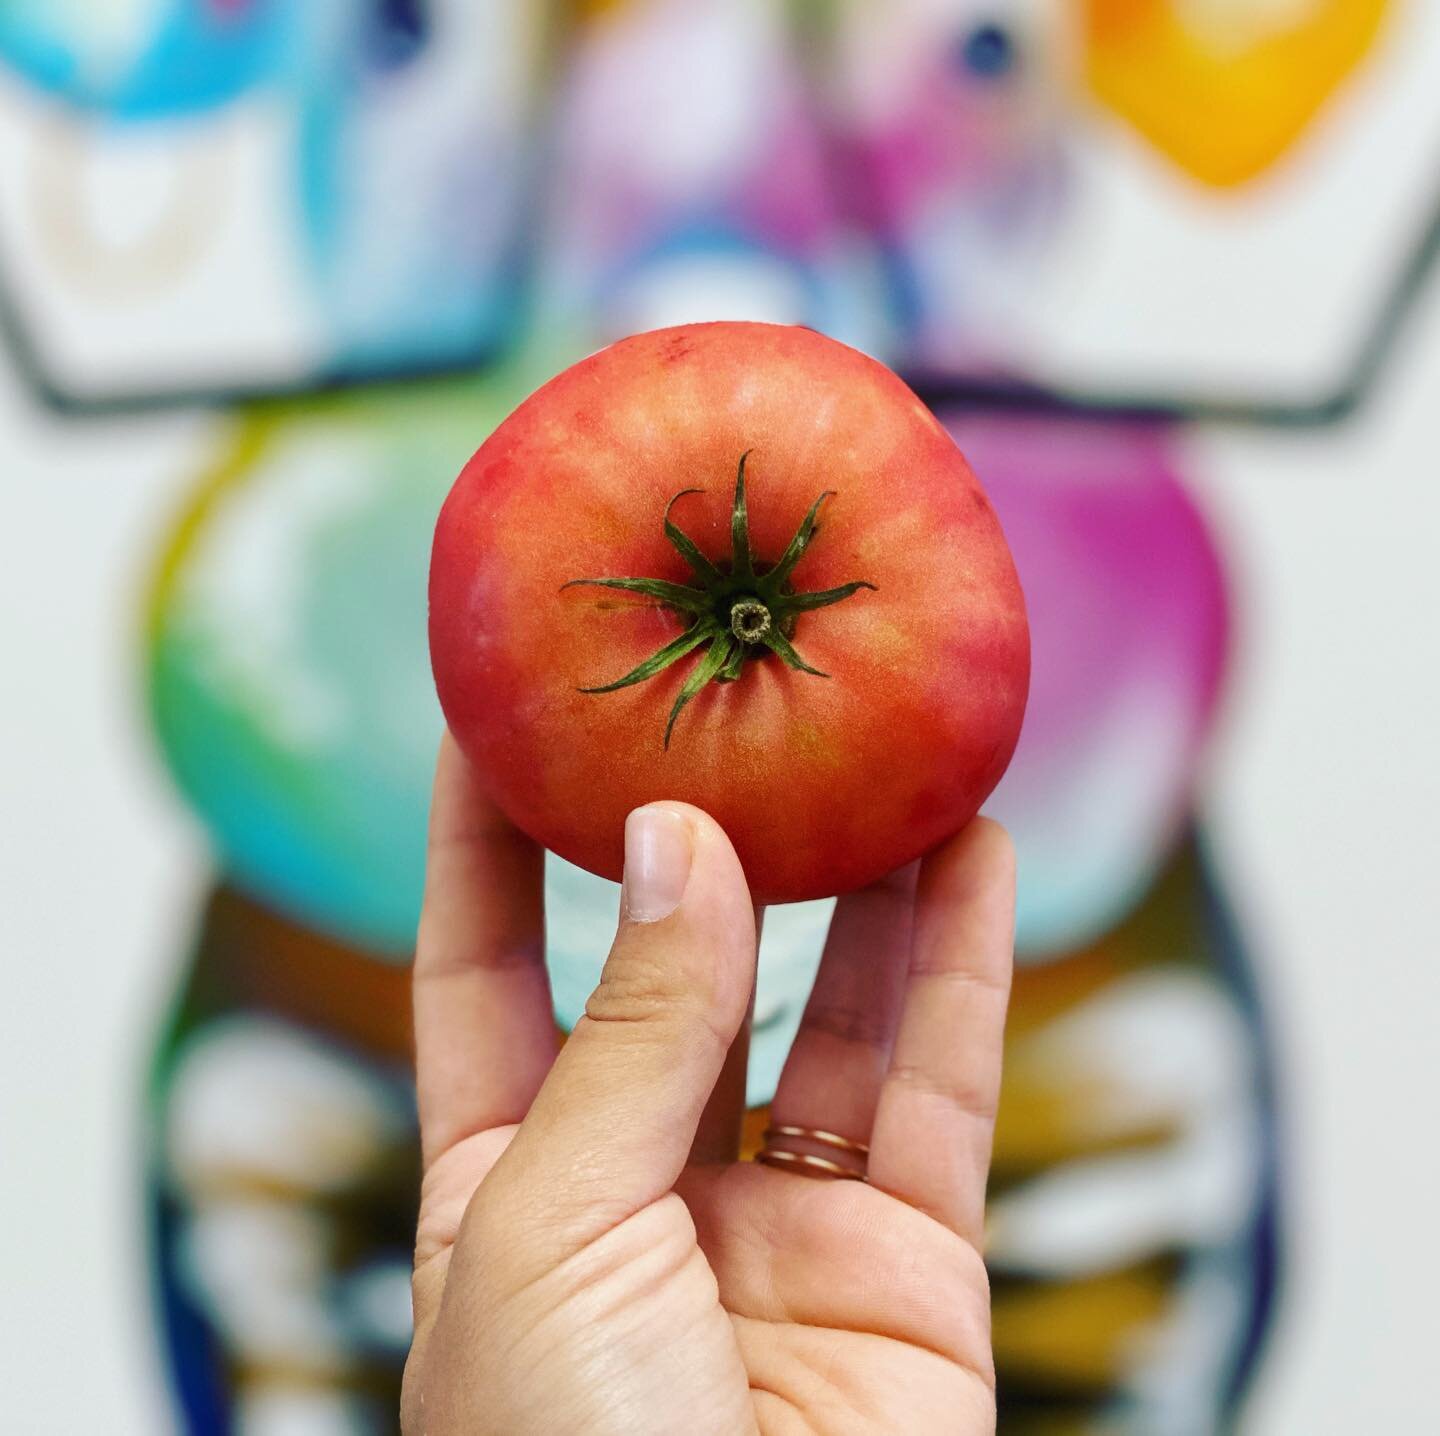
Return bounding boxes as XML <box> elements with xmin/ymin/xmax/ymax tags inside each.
<box><xmin>762</xmin><ymin>1125</ymin><xmax>870</xmax><ymax>1157</ymax></box>
<box><xmin>756</xmin><ymin>1124</ymin><xmax>870</xmax><ymax>1181</ymax></box>
<box><xmin>756</xmin><ymin>1150</ymin><xmax>867</xmax><ymax>1180</ymax></box>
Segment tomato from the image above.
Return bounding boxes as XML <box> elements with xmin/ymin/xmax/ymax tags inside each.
<box><xmin>429</xmin><ymin>322</ymin><xmax>1029</xmax><ymax>903</ymax></box>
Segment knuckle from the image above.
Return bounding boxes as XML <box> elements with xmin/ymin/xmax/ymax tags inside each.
<box><xmin>888</xmin><ymin>1061</ymin><xmax>1000</xmax><ymax>1124</ymax></box>
<box><xmin>800</xmin><ymin>1001</ymin><xmax>892</xmax><ymax>1048</ymax></box>
<box><xmin>584</xmin><ymin>948</ymin><xmax>729</xmax><ymax>1050</ymax></box>
<box><xmin>907</xmin><ymin>958</ymin><xmax>1011</xmax><ymax>999</ymax></box>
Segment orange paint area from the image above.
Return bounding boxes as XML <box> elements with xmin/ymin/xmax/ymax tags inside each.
<box><xmin>1083</xmin><ymin>0</ymin><xmax>1390</xmax><ymax>185</ymax></box>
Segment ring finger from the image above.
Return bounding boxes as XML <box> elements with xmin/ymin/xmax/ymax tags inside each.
<box><xmin>765</xmin><ymin>863</ymin><xmax>919</xmax><ymax>1166</ymax></box>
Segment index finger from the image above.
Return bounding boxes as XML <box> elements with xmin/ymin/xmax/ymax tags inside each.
<box><xmin>413</xmin><ymin>733</ymin><xmax>556</xmax><ymax>1171</ymax></box>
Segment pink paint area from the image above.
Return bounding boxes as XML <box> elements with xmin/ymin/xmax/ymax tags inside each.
<box><xmin>942</xmin><ymin>415</ymin><xmax>1232</xmax><ymax>956</ymax></box>
<box><xmin>817</xmin><ymin>0</ymin><xmax>1067</xmax><ymax>237</ymax></box>
<box><xmin>837</xmin><ymin>75</ymin><xmax>1037</xmax><ymax>234</ymax></box>
<box><xmin>735</xmin><ymin>101</ymin><xmax>835</xmax><ymax>255</ymax></box>
<box><xmin>556</xmin><ymin>0</ymin><xmax>834</xmax><ymax>262</ymax></box>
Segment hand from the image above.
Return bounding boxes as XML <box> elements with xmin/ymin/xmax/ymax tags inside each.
<box><xmin>403</xmin><ymin>735</ymin><xmax>1015</xmax><ymax>1435</ymax></box>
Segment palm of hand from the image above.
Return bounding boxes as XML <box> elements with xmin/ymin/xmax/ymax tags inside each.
<box><xmin>681</xmin><ymin>1163</ymin><xmax>995</xmax><ymax>1433</ymax></box>
<box><xmin>414</xmin><ymin>1139</ymin><xmax>994</xmax><ymax>1436</ymax></box>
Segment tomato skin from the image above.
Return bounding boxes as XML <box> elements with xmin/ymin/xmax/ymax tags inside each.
<box><xmin>430</xmin><ymin>322</ymin><xmax>1029</xmax><ymax>903</ymax></box>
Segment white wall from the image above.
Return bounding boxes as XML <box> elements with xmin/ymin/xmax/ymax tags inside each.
<box><xmin>1200</xmin><ymin>270</ymin><xmax>1440</xmax><ymax>1433</ymax></box>
<box><xmin>1</xmin><ymin>379</ymin><xmax>212</xmax><ymax>1435</ymax></box>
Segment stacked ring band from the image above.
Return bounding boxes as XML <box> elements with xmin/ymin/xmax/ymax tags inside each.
<box><xmin>756</xmin><ymin>1125</ymin><xmax>869</xmax><ymax>1181</ymax></box>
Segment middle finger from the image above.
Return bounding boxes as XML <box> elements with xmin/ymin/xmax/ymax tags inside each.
<box><xmin>766</xmin><ymin>863</ymin><xmax>918</xmax><ymax>1157</ymax></box>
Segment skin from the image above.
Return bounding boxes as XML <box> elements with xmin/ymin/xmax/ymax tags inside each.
<box><xmin>430</xmin><ymin>321</ymin><xmax>1029</xmax><ymax>904</ymax></box>
<box><xmin>403</xmin><ymin>734</ymin><xmax>1015</xmax><ymax>1434</ymax></box>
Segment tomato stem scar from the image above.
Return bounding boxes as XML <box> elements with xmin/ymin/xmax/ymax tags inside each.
<box><xmin>727</xmin><ymin>598</ymin><xmax>771</xmax><ymax>643</ymax></box>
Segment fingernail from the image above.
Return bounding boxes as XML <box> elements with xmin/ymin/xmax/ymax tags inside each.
<box><xmin>623</xmin><ymin>805</ymin><xmax>693</xmax><ymax>923</ymax></box>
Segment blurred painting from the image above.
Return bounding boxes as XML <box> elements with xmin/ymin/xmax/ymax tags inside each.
<box><xmin>5</xmin><ymin>0</ymin><xmax>1438</xmax><ymax>1432</ymax></box>
<box><xmin>0</xmin><ymin>0</ymin><xmax>554</xmax><ymax>402</ymax></box>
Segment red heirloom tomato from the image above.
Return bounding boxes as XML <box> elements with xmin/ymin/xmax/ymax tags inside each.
<box><xmin>429</xmin><ymin>322</ymin><xmax>1029</xmax><ymax>903</ymax></box>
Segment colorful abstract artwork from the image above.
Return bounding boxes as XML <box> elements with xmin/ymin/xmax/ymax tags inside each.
<box><xmin>0</xmin><ymin>0</ymin><xmax>553</xmax><ymax>398</ymax></box>
<box><xmin>542</xmin><ymin>0</ymin><xmax>867</xmax><ymax>347</ymax></box>
<box><xmin>139</xmin><ymin>376</ymin><xmax>1270</xmax><ymax>1434</ymax></box>
<box><xmin>5</xmin><ymin>1</ymin><xmax>1426</xmax><ymax>1432</ymax></box>
<box><xmin>809</xmin><ymin>0</ymin><xmax>1072</xmax><ymax>369</ymax></box>
<box><xmin>146</xmin><ymin>378</ymin><xmax>511</xmax><ymax>956</ymax></box>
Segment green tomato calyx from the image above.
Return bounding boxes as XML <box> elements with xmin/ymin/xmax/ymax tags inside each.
<box><xmin>563</xmin><ymin>451</ymin><xmax>876</xmax><ymax>748</ymax></box>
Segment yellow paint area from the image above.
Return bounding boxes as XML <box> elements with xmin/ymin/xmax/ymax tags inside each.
<box><xmin>992</xmin><ymin>1075</ymin><xmax>1180</xmax><ymax>1182</ymax></box>
<box><xmin>992</xmin><ymin>1259</ymin><xmax>1175</xmax><ymax>1386</ymax></box>
<box><xmin>1082</xmin><ymin>0</ymin><xmax>1390</xmax><ymax>185</ymax></box>
<box><xmin>568</xmin><ymin>0</ymin><xmax>630</xmax><ymax>20</ymax></box>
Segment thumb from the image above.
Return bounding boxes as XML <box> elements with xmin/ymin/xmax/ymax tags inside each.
<box><xmin>468</xmin><ymin>801</ymin><xmax>756</xmax><ymax>1274</ymax></box>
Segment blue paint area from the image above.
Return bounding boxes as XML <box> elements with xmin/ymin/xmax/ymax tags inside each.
<box><xmin>368</xmin><ymin>0</ymin><xmax>429</xmax><ymax>71</ymax></box>
<box><xmin>599</xmin><ymin>219</ymin><xmax>844</xmax><ymax>337</ymax></box>
<box><xmin>1197</xmin><ymin>833</ymin><xmax>1285</xmax><ymax>1419</ymax></box>
<box><xmin>151</xmin><ymin>1181</ymin><xmax>232</xmax><ymax>1435</ymax></box>
<box><xmin>292</xmin><ymin>3</ymin><xmax>535</xmax><ymax>372</ymax></box>
<box><xmin>0</xmin><ymin>0</ymin><xmax>297</xmax><ymax>119</ymax></box>
<box><xmin>957</xmin><ymin>21</ymin><xmax>1018</xmax><ymax>81</ymax></box>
